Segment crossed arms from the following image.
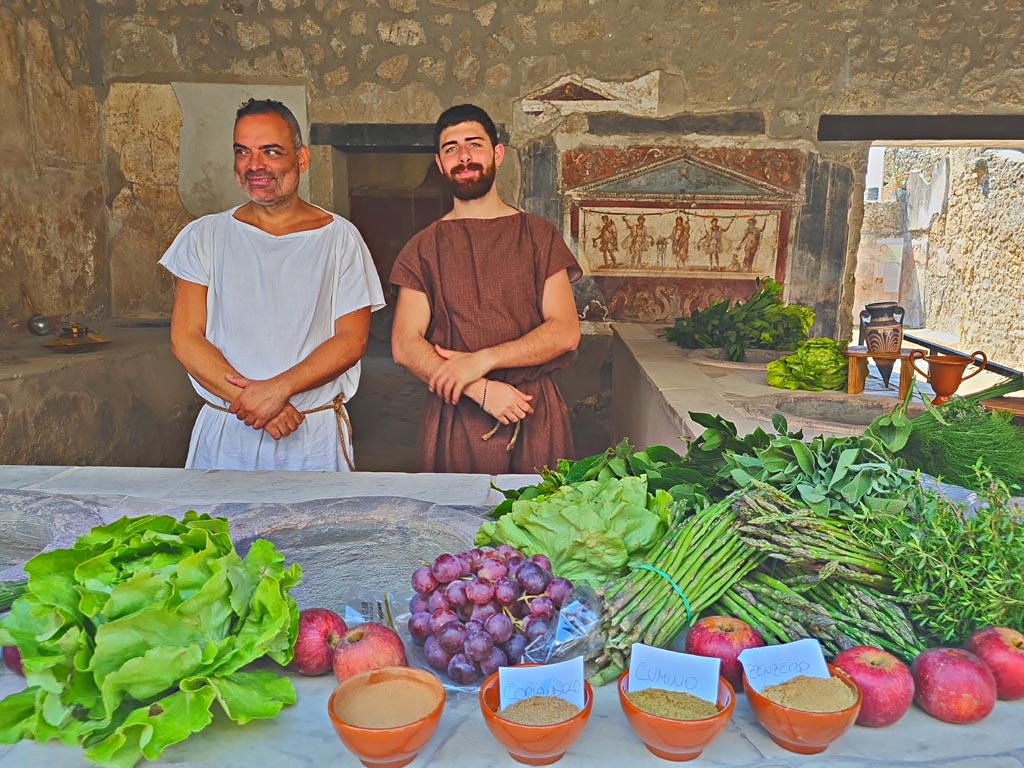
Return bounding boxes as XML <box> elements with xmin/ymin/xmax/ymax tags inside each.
<box><xmin>390</xmin><ymin>269</ymin><xmax>580</xmax><ymax>426</ymax></box>
<box><xmin>169</xmin><ymin>278</ymin><xmax>370</xmax><ymax>439</ymax></box>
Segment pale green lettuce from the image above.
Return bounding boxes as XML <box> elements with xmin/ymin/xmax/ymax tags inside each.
<box><xmin>475</xmin><ymin>475</ymin><xmax>673</xmax><ymax>587</ymax></box>
<box><xmin>0</xmin><ymin>512</ymin><xmax>301</xmax><ymax>768</ymax></box>
<box><xmin>767</xmin><ymin>337</ymin><xmax>849</xmax><ymax>392</ymax></box>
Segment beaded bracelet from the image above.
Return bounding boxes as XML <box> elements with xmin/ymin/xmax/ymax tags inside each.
<box><xmin>481</xmin><ymin>379</ymin><xmax>489</xmax><ymax>411</ymax></box>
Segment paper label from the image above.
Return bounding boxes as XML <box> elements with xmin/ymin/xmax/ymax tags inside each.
<box><xmin>738</xmin><ymin>638</ymin><xmax>829</xmax><ymax>693</ymax></box>
<box><xmin>498</xmin><ymin>656</ymin><xmax>585</xmax><ymax>710</ymax></box>
<box><xmin>628</xmin><ymin>643</ymin><xmax>720</xmax><ymax>704</ymax></box>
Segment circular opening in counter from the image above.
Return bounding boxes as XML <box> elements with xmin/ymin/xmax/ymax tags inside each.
<box><xmin>687</xmin><ymin>347</ymin><xmax>786</xmax><ymax>370</ymax></box>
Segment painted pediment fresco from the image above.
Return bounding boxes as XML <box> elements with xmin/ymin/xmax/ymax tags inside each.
<box><xmin>577</xmin><ymin>156</ymin><xmax>783</xmax><ymax>199</ymax></box>
<box><xmin>563</xmin><ymin>146</ymin><xmax>804</xmax><ymax>195</ymax></box>
<box><xmin>521</xmin><ymin>73</ymin><xmax>659</xmax><ymax>116</ymax></box>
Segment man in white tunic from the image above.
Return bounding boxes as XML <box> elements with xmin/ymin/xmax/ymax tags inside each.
<box><xmin>160</xmin><ymin>99</ymin><xmax>384</xmax><ymax>471</ymax></box>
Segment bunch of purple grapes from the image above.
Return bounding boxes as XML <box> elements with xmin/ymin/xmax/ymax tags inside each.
<box><xmin>408</xmin><ymin>544</ymin><xmax>574</xmax><ymax>685</ymax></box>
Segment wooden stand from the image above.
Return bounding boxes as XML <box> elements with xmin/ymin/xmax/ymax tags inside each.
<box><xmin>843</xmin><ymin>346</ymin><xmax>917</xmax><ymax>400</ymax></box>
<box><xmin>981</xmin><ymin>396</ymin><xmax>1024</xmax><ymax>419</ymax></box>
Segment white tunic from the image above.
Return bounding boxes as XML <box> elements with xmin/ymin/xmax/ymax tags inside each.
<box><xmin>159</xmin><ymin>207</ymin><xmax>385</xmax><ymax>471</ymax></box>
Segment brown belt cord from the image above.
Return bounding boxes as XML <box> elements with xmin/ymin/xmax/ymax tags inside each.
<box><xmin>481</xmin><ymin>419</ymin><xmax>522</xmax><ymax>451</ymax></box>
<box><xmin>201</xmin><ymin>393</ymin><xmax>355</xmax><ymax>471</ymax></box>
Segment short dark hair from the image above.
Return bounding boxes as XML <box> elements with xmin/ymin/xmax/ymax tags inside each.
<box><xmin>434</xmin><ymin>104</ymin><xmax>499</xmax><ymax>154</ymax></box>
<box><xmin>235</xmin><ymin>98</ymin><xmax>304</xmax><ymax>149</ymax></box>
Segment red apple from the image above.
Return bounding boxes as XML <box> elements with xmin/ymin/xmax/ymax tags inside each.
<box><xmin>2</xmin><ymin>646</ymin><xmax>23</xmax><ymax>677</ymax></box>
<box><xmin>965</xmin><ymin>626</ymin><xmax>1024</xmax><ymax>700</ymax></box>
<box><xmin>833</xmin><ymin>645</ymin><xmax>914</xmax><ymax>727</ymax></box>
<box><xmin>291</xmin><ymin>608</ymin><xmax>348</xmax><ymax>676</ymax></box>
<box><xmin>332</xmin><ymin>621</ymin><xmax>408</xmax><ymax>682</ymax></box>
<box><xmin>912</xmin><ymin>647</ymin><xmax>997</xmax><ymax>724</ymax></box>
<box><xmin>684</xmin><ymin>615</ymin><xmax>765</xmax><ymax>691</ymax></box>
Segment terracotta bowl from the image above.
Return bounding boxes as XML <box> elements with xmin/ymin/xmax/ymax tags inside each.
<box><xmin>478</xmin><ymin>668</ymin><xmax>593</xmax><ymax>765</ymax></box>
<box><xmin>327</xmin><ymin>666</ymin><xmax>446</xmax><ymax>768</ymax></box>
<box><xmin>617</xmin><ymin>671</ymin><xmax>736</xmax><ymax>762</ymax></box>
<box><xmin>743</xmin><ymin>663</ymin><xmax>862</xmax><ymax>755</ymax></box>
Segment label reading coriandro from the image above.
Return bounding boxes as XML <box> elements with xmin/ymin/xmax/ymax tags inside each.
<box><xmin>498</xmin><ymin>655</ymin><xmax>585</xmax><ymax>710</ymax></box>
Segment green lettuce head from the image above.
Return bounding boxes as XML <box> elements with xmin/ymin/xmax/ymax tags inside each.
<box><xmin>767</xmin><ymin>337</ymin><xmax>849</xmax><ymax>392</ymax></box>
<box><xmin>0</xmin><ymin>512</ymin><xmax>301</xmax><ymax>768</ymax></box>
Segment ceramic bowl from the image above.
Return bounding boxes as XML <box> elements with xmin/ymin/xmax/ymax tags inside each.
<box><xmin>478</xmin><ymin>668</ymin><xmax>593</xmax><ymax>765</ymax></box>
<box><xmin>617</xmin><ymin>671</ymin><xmax>736</xmax><ymax>762</ymax></box>
<box><xmin>327</xmin><ymin>666</ymin><xmax>446</xmax><ymax>768</ymax></box>
<box><xmin>743</xmin><ymin>663</ymin><xmax>862</xmax><ymax>755</ymax></box>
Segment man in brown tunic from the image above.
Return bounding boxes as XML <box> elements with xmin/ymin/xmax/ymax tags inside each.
<box><xmin>390</xmin><ymin>104</ymin><xmax>582</xmax><ymax>474</ymax></box>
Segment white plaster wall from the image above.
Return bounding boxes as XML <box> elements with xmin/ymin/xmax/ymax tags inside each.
<box><xmin>172</xmin><ymin>83</ymin><xmax>309</xmax><ymax>217</ymax></box>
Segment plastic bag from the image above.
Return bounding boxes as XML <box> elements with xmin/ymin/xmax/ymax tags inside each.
<box><xmin>911</xmin><ymin>471</ymin><xmax>981</xmax><ymax>513</ymax></box>
<box><xmin>389</xmin><ymin>583</ymin><xmax>603</xmax><ymax>697</ymax></box>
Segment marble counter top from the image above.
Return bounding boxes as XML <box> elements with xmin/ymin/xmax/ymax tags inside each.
<box><xmin>1</xmin><ymin>466</ymin><xmax>1023</xmax><ymax>766</ymax></box>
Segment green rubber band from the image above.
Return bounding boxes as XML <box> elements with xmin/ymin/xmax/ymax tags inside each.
<box><xmin>630</xmin><ymin>563</ymin><xmax>693</xmax><ymax>626</ymax></box>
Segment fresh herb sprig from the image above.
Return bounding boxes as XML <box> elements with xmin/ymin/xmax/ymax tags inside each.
<box><xmin>846</xmin><ymin>469</ymin><xmax>1024</xmax><ymax>644</ymax></box>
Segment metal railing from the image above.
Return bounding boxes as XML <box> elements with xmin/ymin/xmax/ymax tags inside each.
<box><xmin>902</xmin><ymin>332</ymin><xmax>1022</xmax><ymax>379</ymax></box>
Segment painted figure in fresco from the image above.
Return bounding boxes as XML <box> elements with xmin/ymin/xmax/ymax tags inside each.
<box><xmin>390</xmin><ymin>103</ymin><xmax>581</xmax><ymax>474</ymax></box>
<box><xmin>624</xmin><ymin>214</ymin><xmax>654</xmax><ymax>266</ymax></box>
<box><xmin>671</xmin><ymin>215</ymin><xmax>691</xmax><ymax>267</ymax></box>
<box><xmin>698</xmin><ymin>216</ymin><xmax>733</xmax><ymax>270</ymax></box>
<box><xmin>592</xmin><ymin>214</ymin><xmax>619</xmax><ymax>267</ymax></box>
<box><xmin>160</xmin><ymin>98</ymin><xmax>384</xmax><ymax>472</ymax></box>
<box><xmin>739</xmin><ymin>216</ymin><xmax>768</xmax><ymax>271</ymax></box>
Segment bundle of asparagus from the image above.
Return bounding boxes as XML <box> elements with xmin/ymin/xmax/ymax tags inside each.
<box><xmin>590</xmin><ymin>496</ymin><xmax>762</xmax><ymax>685</ymax></box>
<box><xmin>716</xmin><ymin>570</ymin><xmax>924</xmax><ymax>659</ymax></box>
<box><xmin>590</xmin><ymin>481</ymin><xmax>895</xmax><ymax>685</ymax></box>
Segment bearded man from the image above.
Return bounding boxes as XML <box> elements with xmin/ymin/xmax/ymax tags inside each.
<box><xmin>160</xmin><ymin>98</ymin><xmax>384</xmax><ymax>471</ymax></box>
<box><xmin>390</xmin><ymin>104</ymin><xmax>582</xmax><ymax>474</ymax></box>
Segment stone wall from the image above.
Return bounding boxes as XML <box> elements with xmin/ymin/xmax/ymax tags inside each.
<box><xmin>0</xmin><ymin>328</ymin><xmax>198</xmax><ymax>467</ymax></box>
<box><xmin>2</xmin><ymin>5</ymin><xmax>108</xmax><ymax>332</ymax></box>
<box><xmin>857</xmin><ymin>146</ymin><xmax>1024</xmax><ymax>371</ymax></box>
<box><xmin>6</xmin><ymin>0</ymin><xmax>1024</xmax><ymax>332</ymax></box>
<box><xmin>915</xmin><ymin>148</ymin><xmax>1024</xmax><ymax>369</ymax></box>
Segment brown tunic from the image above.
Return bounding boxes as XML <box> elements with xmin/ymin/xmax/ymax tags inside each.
<box><xmin>390</xmin><ymin>212</ymin><xmax>582</xmax><ymax>474</ymax></box>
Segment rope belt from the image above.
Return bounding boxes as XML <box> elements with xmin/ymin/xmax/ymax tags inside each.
<box><xmin>202</xmin><ymin>393</ymin><xmax>354</xmax><ymax>471</ymax></box>
<box><xmin>481</xmin><ymin>419</ymin><xmax>522</xmax><ymax>452</ymax></box>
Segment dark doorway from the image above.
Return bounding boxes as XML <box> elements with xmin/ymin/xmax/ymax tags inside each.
<box><xmin>339</xmin><ymin>152</ymin><xmax>452</xmax><ymax>472</ymax></box>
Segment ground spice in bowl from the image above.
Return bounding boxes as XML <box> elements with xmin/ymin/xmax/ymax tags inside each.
<box><xmin>332</xmin><ymin>678</ymin><xmax>441</xmax><ymax>729</ymax></box>
<box><xmin>625</xmin><ymin>688</ymin><xmax>720</xmax><ymax>720</ymax></box>
<box><xmin>760</xmin><ymin>675</ymin><xmax>856</xmax><ymax>713</ymax></box>
<box><xmin>498</xmin><ymin>696</ymin><xmax>582</xmax><ymax>725</ymax></box>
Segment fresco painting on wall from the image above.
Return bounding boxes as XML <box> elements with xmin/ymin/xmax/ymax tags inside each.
<box><xmin>562</xmin><ymin>145</ymin><xmax>804</xmax><ymax>323</ymax></box>
<box><xmin>579</xmin><ymin>205</ymin><xmax>782</xmax><ymax>277</ymax></box>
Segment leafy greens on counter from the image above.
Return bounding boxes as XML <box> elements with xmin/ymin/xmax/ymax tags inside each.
<box><xmin>476</xmin><ymin>475</ymin><xmax>674</xmax><ymax>588</ymax></box>
<box><xmin>0</xmin><ymin>512</ymin><xmax>301</xmax><ymax>768</ymax></box>
<box><xmin>766</xmin><ymin>337</ymin><xmax>849</xmax><ymax>392</ymax></box>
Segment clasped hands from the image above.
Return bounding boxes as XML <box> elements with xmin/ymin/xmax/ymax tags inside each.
<box><xmin>224</xmin><ymin>374</ymin><xmax>304</xmax><ymax>440</ymax></box>
<box><xmin>429</xmin><ymin>345</ymin><xmax>533</xmax><ymax>426</ymax></box>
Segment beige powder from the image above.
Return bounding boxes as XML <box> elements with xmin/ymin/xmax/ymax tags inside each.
<box><xmin>760</xmin><ymin>674</ymin><xmax>856</xmax><ymax>713</ymax></box>
<box><xmin>333</xmin><ymin>679</ymin><xmax>441</xmax><ymax>729</ymax></box>
<box><xmin>498</xmin><ymin>695</ymin><xmax>581</xmax><ymax>725</ymax></box>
